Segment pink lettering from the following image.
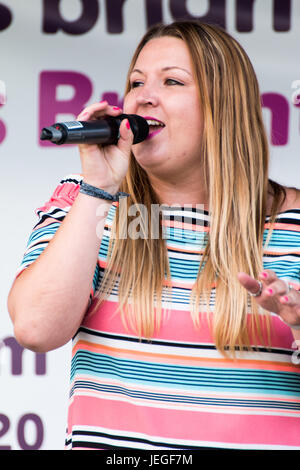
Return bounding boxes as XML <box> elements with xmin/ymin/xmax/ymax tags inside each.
<box><xmin>0</xmin><ymin>103</ymin><xmax>6</xmax><ymax>144</ymax></box>
<box><xmin>39</xmin><ymin>71</ymin><xmax>93</xmax><ymax>146</ymax></box>
<box><xmin>101</xmin><ymin>92</ymin><xmax>123</xmax><ymax>108</ymax></box>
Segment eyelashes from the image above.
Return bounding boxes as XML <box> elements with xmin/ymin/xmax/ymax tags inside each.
<box><xmin>165</xmin><ymin>78</ymin><xmax>184</xmax><ymax>86</ymax></box>
<box><xmin>130</xmin><ymin>78</ymin><xmax>184</xmax><ymax>89</ymax></box>
<box><xmin>130</xmin><ymin>81</ymin><xmax>143</xmax><ymax>88</ymax></box>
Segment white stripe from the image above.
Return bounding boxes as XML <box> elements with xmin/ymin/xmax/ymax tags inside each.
<box><xmin>74</xmin><ymin>329</ymin><xmax>293</xmax><ymax>363</ymax></box>
<box><xmin>68</xmin><ymin>424</ymin><xmax>300</xmax><ymax>450</ymax></box>
<box><xmin>71</xmin><ymin>374</ymin><xmax>300</xmax><ymax>401</ymax></box>
<box><xmin>37</xmin><ymin>207</ymin><xmax>71</xmax><ymax>217</ymax></box>
<box><xmin>168</xmin><ymin>251</ymin><xmax>202</xmax><ymax>260</ymax></box>
<box><xmin>69</xmin><ymin>388</ymin><xmax>300</xmax><ymax>418</ymax></box>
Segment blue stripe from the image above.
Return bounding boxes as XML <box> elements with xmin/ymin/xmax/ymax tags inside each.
<box><xmin>71</xmin><ymin>351</ymin><xmax>300</xmax><ymax>396</ymax></box>
<box><xmin>70</xmin><ymin>380</ymin><xmax>300</xmax><ymax>410</ymax></box>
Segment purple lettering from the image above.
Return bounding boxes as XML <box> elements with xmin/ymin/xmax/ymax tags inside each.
<box><xmin>236</xmin><ymin>0</ymin><xmax>291</xmax><ymax>32</ymax></box>
<box><xmin>261</xmin><ymin>93</ymin><xmax>289</xmax><ymax>146</ymax></box>
<box><xmin>273</xmin><ymin>0</ymin><xmax>291</xmax><ymax>32</ymax></box>
<box><xmin>3</xmin><ymin>336</ymin><xmax>46</xmax><ymax>375</ymax></box>
<box><xmin>169</xmin><ymin>0</ymin><xmax>226</xmax><ymax>29</ymax></box>
<box><xmin>106</xmin><ymin>0</ymin><xmax>127</xmax><ymax>34</ymax></box>
<box><xmin>42</xmin><ymin>0</ymin><xmax>99</xmax><ymax>35</ymax></box>
<box><xmin>0</xmin><ymin>4</ymin><xmax>12</xmax><ymax>31</ymax></box>
<box><xmin>236</xmin><ymin>0</ymin><xmax>255</xmax><ymax>32</ymax></box>
<box><xmin>0</xmin><ymin>414</ymin><xmax>11</xmax><ymax>450</ymax></box>
<box><xmin>39</xmin><ymin>71</ymin><xmax>93</xmax><ymax>147</ymax></box>
<box><xmin>145</xmin><ymin>0</ymin><xmax>163</xmax><ymax>28</ymax></box>
<box><xmin>18</xmin><ymin>414</ymin><xmax>44</xmax><ymax>450</ymax></box>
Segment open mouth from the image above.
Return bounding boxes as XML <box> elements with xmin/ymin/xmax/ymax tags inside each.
<box><xmin>144</xmin><ymin>117</ymin><xmax>165</xmax><ymax>139</ymax></box>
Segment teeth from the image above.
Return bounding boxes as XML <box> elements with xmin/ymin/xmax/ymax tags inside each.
<box><xmin>146</xmin><ymin>119</ymin><xmax>164</xmax><ymax>126</ymax></box>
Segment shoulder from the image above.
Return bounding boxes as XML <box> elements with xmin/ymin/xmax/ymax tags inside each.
<box><xmin>266</xmin><ymin>185</ymin><xmax>300</xmax><ymax>215</ymax></box>
<box><xmin>280</xmin><ymin>186</ymin><xmax>300</xmax><ymax>212</ymax></box>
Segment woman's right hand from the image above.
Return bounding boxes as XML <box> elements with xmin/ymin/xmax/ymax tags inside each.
<box><xmin>76</xmin><ymin>101</ymin><xmax>134</xmax><ymax>194</ymax></box>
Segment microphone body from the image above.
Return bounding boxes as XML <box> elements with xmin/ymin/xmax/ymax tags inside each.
<box><xmin>40</xmin><ymin>114</ymin><xmax>149</xmax><ymax>145</ymax></box>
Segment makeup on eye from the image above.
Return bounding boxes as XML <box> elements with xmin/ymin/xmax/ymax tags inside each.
<box><xmin>130</xmin><ymin>78</ymin><xmax>184</xmax><ymax>88</ymax></box>
<box><xmin>129</xmin><ymin>65</ymin><xmax>191</xmax><ymax>89</ymax></box>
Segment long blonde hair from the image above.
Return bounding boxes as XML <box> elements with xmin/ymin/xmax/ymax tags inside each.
<box><xmin>93</xmin><ymin>21</ymin><xmax>286</xmax><ymax>355</ymax></box>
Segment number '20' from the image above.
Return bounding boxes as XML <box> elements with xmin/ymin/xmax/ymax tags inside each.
<box><xmin>0</xmin><ymin>413</ymin><xmax>44</xmax><ymax>450</ymax></box>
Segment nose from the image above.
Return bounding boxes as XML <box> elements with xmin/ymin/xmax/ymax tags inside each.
<box><xmin>135</xmin><ymin>85</ymin><xmax>159</xmax><ymax>107</ymax></box>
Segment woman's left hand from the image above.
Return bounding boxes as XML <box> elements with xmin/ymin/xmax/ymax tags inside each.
<box><xmin>237</xmin><ymin>270</ymin><xmax>300</xmax><ymax>329</ymax></box>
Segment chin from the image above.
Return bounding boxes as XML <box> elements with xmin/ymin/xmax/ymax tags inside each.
<box><xmin>133</xmin><ymin>152</ymin><xmax>166</xmax><ymax>171</ymax></box>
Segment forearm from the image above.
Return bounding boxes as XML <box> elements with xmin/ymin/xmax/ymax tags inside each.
<box><xmin>8</xmin><ymin>192</ymin><xmax>112</xmax><ymax>352</ymax></box>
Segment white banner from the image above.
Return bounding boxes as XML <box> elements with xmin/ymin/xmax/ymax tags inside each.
<box><xmin>1</xmin><ymin>0</ymin><xmax>299</xmax><ymax>449</ymax></box>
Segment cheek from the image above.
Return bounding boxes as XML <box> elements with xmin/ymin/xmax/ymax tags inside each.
<box><xmin>123</xmin><ymin>94</ymin><xmax>133</xmax><ymax>113</ymax></box>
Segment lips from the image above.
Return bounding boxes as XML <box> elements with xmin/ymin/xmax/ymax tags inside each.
<box><xmin>143</xmin><ymin>116</ymin><xmax>165</xmax><ymax>140</ymax></box>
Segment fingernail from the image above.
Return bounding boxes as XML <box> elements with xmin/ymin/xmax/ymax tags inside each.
<box><xmin>282</xmin><ymin>296</ymin><xmax>289</xmax><ymax>302</ymax></box>
<box><xmin>113</xmin><ymin>106</ymin><xmax>120</xmax><ymax>110</ymax></box>
<box><xmin>126</xmin><ymin>120</ymin><xmax>131</xmax><ymax>130</ymax></box>
<box><xmin>261</xmin><ymin>272</ymin><xmax>268</xmax><ymax>278</ymax></box>
<box><xmin>267</xmin><ymin>288</ymin><xmax>273</xmax><ymax>295</ymax></box>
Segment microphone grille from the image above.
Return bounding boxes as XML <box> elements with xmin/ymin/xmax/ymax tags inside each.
<box><xmin>126</xmin><ymin>114</ymin><xmax>149</xmax><ymax>144</ymax></box>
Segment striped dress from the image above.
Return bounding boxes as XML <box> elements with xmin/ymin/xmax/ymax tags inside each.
<box><xmin>17</xmin><ymin>175</ymin><xmax>300</xmax><ymax>450</ymax></box>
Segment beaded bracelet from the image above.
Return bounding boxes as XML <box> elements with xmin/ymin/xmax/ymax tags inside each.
<box><xmin>79</xmin><ymin>181</ymin><xmax>129</xmax><ymax>202</ymax></box>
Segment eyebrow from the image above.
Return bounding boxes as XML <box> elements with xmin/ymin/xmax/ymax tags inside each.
<box><xmin>130</xmin><ymin>66</ymin><xmax>192</xmax><ymax>76</ymax></box>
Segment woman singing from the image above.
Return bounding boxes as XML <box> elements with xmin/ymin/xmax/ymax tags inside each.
<box><xmin>8</xmin><ymin>21</ymin><xmax>300</xmax><ymax>450</ymax></box>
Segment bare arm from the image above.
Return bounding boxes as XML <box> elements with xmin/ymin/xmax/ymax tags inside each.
<box><xmin>7</xmin><ymin>192</ymin><xmax>113</xmax><ymax>352</ymax></box>
<box><xmin>7</xmin><ymin>102</ymin><xmax>133</xmax><ymax>353</ymax></box>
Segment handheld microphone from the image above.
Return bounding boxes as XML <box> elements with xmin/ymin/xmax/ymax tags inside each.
<box><xmin>40</xmin><ymin>114</ymin><xmax>149</xmax><ymax>145</ymax></box>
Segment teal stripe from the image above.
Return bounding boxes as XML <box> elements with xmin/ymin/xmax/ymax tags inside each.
<box><xmin>27</xmin><ymin>223</ymin><xmax>60</xmax><ymax>244</ymax></box>
<box><xmin>71</xmin><ymin>351</ymin><xmax>300</xmax><ymax>397</ymax></box>
<box><xmin>70</xmin><ymin>380</ymin><xmax>300</xmax><ymax>411</ymax></box>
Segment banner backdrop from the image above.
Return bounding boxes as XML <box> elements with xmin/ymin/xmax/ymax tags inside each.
<box><xmin>1</xmin><ymin>0</ymin><xmax>299</xmax><ymax>450</ymax></box>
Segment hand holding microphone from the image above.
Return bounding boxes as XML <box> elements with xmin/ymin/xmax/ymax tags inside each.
<box><xmin>41</xmin><ymin>101</ymin><xmax>148</xmax><ymax>194</ymax></box>
<box><xmin>40</xmin><ymin>113</ymin><xmax>149</xmax><ymax>145</ymax></box>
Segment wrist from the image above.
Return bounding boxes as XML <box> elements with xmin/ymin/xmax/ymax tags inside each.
<box><xmin>82</xmin><ymin>178</ymin><xmax>120</xmax><ymax>195</ymax></box>
<box><xmin>79</xmin><ymin>181</ymin><xmax>129</xmax><ymax>202</ymax></box>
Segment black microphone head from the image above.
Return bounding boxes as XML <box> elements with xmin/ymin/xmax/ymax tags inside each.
<box><xmin>125</xmin><ymin>114</ymin><xmax>149</xmax><ymax>144</ymax></box>
<box><xmin>40</xmin><ymin>128</ymin><xmax>52</xmax><ymax>140</ymax></box>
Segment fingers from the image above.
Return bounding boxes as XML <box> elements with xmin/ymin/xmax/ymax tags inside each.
<box><xmin>117</xmin><ymin>118</ymin><xmax>134</xmax><ymax>155</ymax></box>
<box><xmin>258</xmin><ymin>270</ymin><xmax>291</xmax><ymax>299</ymax></box>
<box><xmin>238</xmin><ymin>270</ymin><xmax>294</xmax><ymax>302</ymax></box>
<box><xmin>258</xmin><ymin>269</ymin><xmax>277</xmax><ymax>285</ymax></box>
<box><xmin>76</xmin><ymin>101</ymin><xmax>123</xmax><ymax>121</ymax></box>
<box><xmin>76</xmin><ymin>101</ymin><xmax>133</xmax><ymax>156</ymax></box>
<box><xmin>279</xmin><ymin>287</ymin><xmax>297</xmax><ymax>305</ymax></box>
<box><xmin>237</xmin><ymin>272</ymin><xmax>262</xmax><ymax>296</ymax></box>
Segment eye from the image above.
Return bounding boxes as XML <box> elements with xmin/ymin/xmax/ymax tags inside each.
<box><xmin>130</xmin><ymin>81</ymin><xmax>143</xmax><ymax>89</ymax></box>
<box><xmin>165</xmin><ymin>78</ymin><xmax>184</xmax><ymax>86</ymax></box>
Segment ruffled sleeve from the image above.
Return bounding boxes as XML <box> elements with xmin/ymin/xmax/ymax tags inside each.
<box><xmin>15</xmin><ymin>174</ymin><xmax>100</xmax><ymax>301</ymax></box>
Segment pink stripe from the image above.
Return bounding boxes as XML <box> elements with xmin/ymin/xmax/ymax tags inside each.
<box><xmin>84</xmin><ymin>300</ymin><xmax>213</xmax><ymax>343</ymax></box>
<box><xmin>68</xmin><ymin>396</ymin><xmax>300</xmax><ymax>447</ymax></box>
<box><xmin>84</xmin><ymin>300</ymin><xmax>295</xmax><ymax>349</ymax></box>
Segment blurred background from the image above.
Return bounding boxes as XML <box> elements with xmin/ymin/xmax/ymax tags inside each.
<box><xmin>0</xmin><ymin>0</ymin><xmax>299</xmax><ymax>450</ymax></box>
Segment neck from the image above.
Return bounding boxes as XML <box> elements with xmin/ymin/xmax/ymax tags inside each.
<box><xmin>147</xmin><ymin>172</ymin><xmax>209</xmax><ymax>209</ymax></box>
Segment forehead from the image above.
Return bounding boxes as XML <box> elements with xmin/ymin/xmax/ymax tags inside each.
<box><xmin>134</xmin><ymin>36</ymin><xmax>193</xmax><ymax>70</ymax></box>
